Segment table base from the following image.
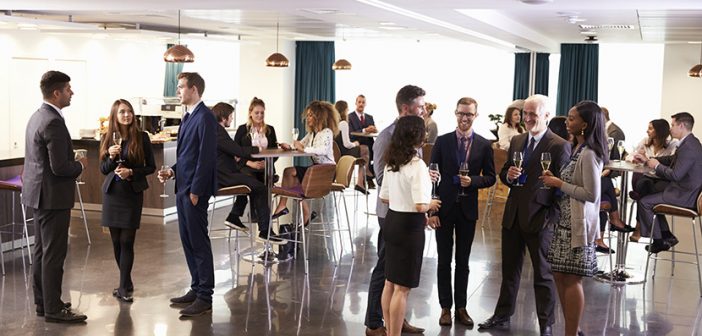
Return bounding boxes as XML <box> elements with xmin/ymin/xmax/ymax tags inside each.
<box><xmin>594</xmin><ymin>269</ymin><xmax>646</xmax><ymax>285</ymax></box>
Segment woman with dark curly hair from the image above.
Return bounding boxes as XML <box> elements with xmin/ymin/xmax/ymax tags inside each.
<box><xmin>379</xmin><ymin>116</ymin><xmax>441</xmax><ymax>336</ymax></box>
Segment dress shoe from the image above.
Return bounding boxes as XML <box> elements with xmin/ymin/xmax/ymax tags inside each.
<box><xmin>610</xmin><ymin>222</ymin><xmax>635</xmax><ymax>233</ymax></box>
<box><xmin>595</xmin><ymin>245</ymin><xmax>615</xmax><ymax>254</ymax></box>
<box><xmin>113</xmin><ymin>288</ymin><xmax>134</xmax><ymax>303</ymax></box>
<box><xmin>401</xmin><ymin>319</ymin><xmax>425</xmax><ymax>334</ymax></box>
<box><xmin>36</xmin><ymin>301</ymin><xmax>71</xmax><ymax>317</ymax></box>
<box><xmin>44</xmin><ymin>307</ymin><xmax>87</xmax><ymax>323</ymax></box>
<box><xmin>664</xmin><ymin>235</ymin><xmax>680</xmax><ymax>247</ymax></box>
<box><xmin>540</xmin><ymin>325</ymin><xmax>553</xmax><ymax>336</ymax></box>
<box><xmin>478</xmin><ymin>315</ymin><xmax>510</xmax><ymax>330</ymax></box>
<box><xmin>365</xmin><ymin>326</ymin><xmax>387</xmax><ymax>336</ymax></box>
<box><xmin>355</xmin><ymin>184</ymin><xmax>370</xmax><ymax>195</ymax></box>
<box><xmin>646</xmin><ymin>239</ymin><xmax>673</xmax><ymax>254</ymax></box>
<box><xmin>455</xmin><ymin>308</ymin><xmax>474</xmax><ymax>327</ymax></box>
<box><xmin>179</xmin><ymin>298</ymin><xmax>212</xmax><ymax>317</ymax></box>
<box><xmin>439</xmin><ymin>308</ymin><xmax>452</xmax><ymax>326</ymax></box>
<box><xmin>271</xmin><ymin>207</ymin><xmax>289</xmax><ymax>220</ymax></box>
<box><xmin>257</xmin><ymin>230</ymin><xmax>288</xmax><ymax>245</ymax></box>
<box><xmin>224</xmin><ymin>214</ymin><xmax>248</xmax><ymax>232</ymax></box>
<box><xmin>170</xmin><ymin>290</ymin><xmax>197</xmax><ymax>304</ymax></box>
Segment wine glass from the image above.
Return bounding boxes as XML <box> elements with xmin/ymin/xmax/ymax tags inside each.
<box><xmin>292</xmin><ymin>128</ymin><xmax>299</xmax><ymax>142</ymax></box>
<box><xmin>512</xmin><ymin>152</ymin><xmax>524</xmax><ymax>186</ymax></box>
<box><xmin>113</xmin><ymin>131</ymin><xmax>124</xmax><ymax>164</ymax></box>
<box><xmin>159</xmin><ymin>165</ymin><xmax>170</xmax><ymax>198</ymax></box>
<box><xmin>540</xmin><ymin>152</ymin><xmax>551</xmax><ymax>189</ymax></box>
<box><xmin>617</xmin><ymin>140</ymin><xmax>626</xmax><ymax>165</ymax></box>
<box><xmin>607</xmin><ymin>137</ymin><xmax>615</xmax><ymax>155</ymax></box>
<box><xmin>74</xmin><ymin>149</ymin><xmax>87</xmax><ymax>185</ymax></box>
<box><xmin>458</xmin><ymin>162</ymin><xmax>470</xmax><ymax>196</ymax></box>
<box><xmin>428</xmin><ymin>163</ymin><xmax>440</xmax><ymax>199</ymax></box>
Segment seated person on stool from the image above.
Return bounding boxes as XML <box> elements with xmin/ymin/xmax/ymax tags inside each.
<box><xmin>212</xmin><ymin>102</ymin><xmax>285</xmax><ymax>244</ymax></box>
<box><xmin>633</xmin><ymin>112</ymin><xmax>702</xmax><ymax>253</ymax></box>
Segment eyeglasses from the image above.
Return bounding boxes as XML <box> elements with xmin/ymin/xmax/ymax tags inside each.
<box><xmin>455</xmin><ymin>111</ymin><xmax>476</xmax><ymax>118</ymax></box>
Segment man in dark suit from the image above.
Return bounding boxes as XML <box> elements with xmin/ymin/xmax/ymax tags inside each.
<box><xmin>430</xmin><ymin>97</ymin><xmax>495</xmax><ymax>327</ymax></box>
<box><xmin>633</xmin><ymin>112</ymin><xmax>702</xmax><ymax>253</ymax></box>
<box><xmin>211</xmin><ymin>102</ymin><xmax>285</xmax><ymax>245</ymax></box>
<box><xmin>158</xmin><ymin>72</ymin><xmax>218</xmax><ymax>317</ymax></box>
<box><xmin>478</xmin><ymin>94</ymin><xmax>570</xmax><ymax>336</ymax></box>
<box><xmin>348</xmin><ymin>95</ymin><xmax>378</xmax><ymax>187</ymax></box>
<box><xmin>22</xmin><ymin>70</ymin><xmax>88</xmax><ymax>323</ymax></box>
<box><xmin>603</xmin><ymin>107</ymin><xmax>625</xmax><ymax>145</ymax></box>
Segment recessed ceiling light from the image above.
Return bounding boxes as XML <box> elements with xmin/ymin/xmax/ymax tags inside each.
<box><xmin>301</xmin><ymin>8</ymin><xmax>340</xmax><ymax>15</ymax></box>
<box><xmin>580</xmin><ymin>31</ymin><xmax>597</xmax><ymax>36</ymax></box>
<box><xmin>379</xmin><ymin>22</ymin><xmax>396</xmax><ymax>26</ymax></box>
<box><xmin>519</xmin><ymin>0</ymin><xmax>554</xmax><ymax>4</ymax></box>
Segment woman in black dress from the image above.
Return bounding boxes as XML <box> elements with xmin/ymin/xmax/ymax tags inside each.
<box><xmin>99</xmin><ymin>99</ymin><xmax>155</xmax><ymax>302</ymax></box>
<box><xmin>379</xmin><ymin>116</ymin><xmax>440</xmax><ymax>336</ymax></box>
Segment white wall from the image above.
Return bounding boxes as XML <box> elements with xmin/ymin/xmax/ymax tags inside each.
<box><xmin>335</xmin><ymin>39</ymin><xmax>514</xmax><ymax>140</ymax></box>
<box><xmin>181</xmin><ymin>38</ymin><xmax>240</xmax><ymax>102</ymax></box>
<box><xmin>661</xmin><ymin>44</ymin><xmax>702</xmax><ymax>138</ymax></box>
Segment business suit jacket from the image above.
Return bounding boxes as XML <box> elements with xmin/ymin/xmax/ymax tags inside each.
<box><xmin>655</xmin><ymin>134</ymin><xmax>702</xmax><ymax>208</ymax></box>
<box><xmin>431</xmin><ymin>131</ymin><xmax>496</xmax><ymax>220</ymax></box>
<box><xmin>500</xmin><ymin>129</ymin><xmax>571</xmax><ymax>232</ymax></box>
<box><xmin>217</xmin><ymin>124</ymin><xmax>259</xmax><ymax>187</ymax></box>
<box><xmin>173</xmin><ymin>102</ymin><xmax>218</xmax><ymax>198</ymax></box>
<box><xmin>348</xmin><ymin>111</ymin><xmax>375</xmax><ymax>144</ymax></box>
<box><xmin>22</xmin><ymin>103</ymin><xmax>83</xmax><ymax>210</ymax></box>
<box><xmin>100</xmin><ymin>131</ymin><xmax>156</xmax><ymax>193</ymax></box>
<box><xmin>607</xmin><ymin>122</ymin><xmax>625</xmax><ymax>144</ymax></box>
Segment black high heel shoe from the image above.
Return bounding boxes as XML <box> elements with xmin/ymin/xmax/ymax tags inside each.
<box><xmin>272</xmin><ymin>207</ymin><xmax>289</xmax><ymax>220</ymax></box>
<box><xmin>610</xmin><ymin>223</ymin><xmax>635</xmax><ymax>233</ymax></box>
<box><xmin>113</xmin><ymin>288</ymin><xmax>134</xmax><ymax>303</ymax></box>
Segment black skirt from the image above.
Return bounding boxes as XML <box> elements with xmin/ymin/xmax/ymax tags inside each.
<box><xmin>102</xmin><ymin>179</ymin><xmax>144</xmax><ymax>229</ymax></box>
<box><xmin>384</xmin><ymin>209</ymin><xmax>426</xmax><ymax>288</ymax></box>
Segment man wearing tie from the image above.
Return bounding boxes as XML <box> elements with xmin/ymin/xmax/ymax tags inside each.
<box><xmin>159</xmin><ymin>72</ymin><xmax>218</xmax><ymax>317</ymax></box>
<box><xmin>478</xmin><ymin>94</ymin><xmax>570</xmax><ymax>336</ymax></box>
<box><xmin>348</xmin><ymin>94</ymin><xmax>378</xmax><ymax>187</ymax></box>
<box><xmin>23</xmin><ymin>70</ymin><xmax>88</xmax><ymax>323</ymax></box>
<box><xmin>430</xmin><ymin>97</ymin><xmax>495</xmax><ymax>327</ymax></box>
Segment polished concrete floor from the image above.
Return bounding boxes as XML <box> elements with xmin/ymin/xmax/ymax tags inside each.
<box><xmin>1</xmin><ymin>191</ymin><xmax>702</xmax><ymax>335</ymax></box>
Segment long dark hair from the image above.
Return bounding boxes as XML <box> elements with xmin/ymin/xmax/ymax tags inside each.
<box><xmin>646</xmin><ymin>119</ymin><xmax>671</xmax><ymax>149</ymax></box>
<box><xmin>384</xmin><ymin>116</ymin><xmax>425</xmax><ymax>172</ymax></box>
<box><xmin>572</xmin><ymin>100</ymin><xmax>608</xmax><ymax>164</ymax></box>
<box><xmin>100</xmin><ymin>99</ymin><xmax>144</xmax><ymax>163</ymax></box>
<box><xmin>503</xmin><ymin>106</ymin><xmax>524</xmax><ymax>133</ymax></box>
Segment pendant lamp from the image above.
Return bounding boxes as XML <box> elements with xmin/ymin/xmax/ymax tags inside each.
<box><xmin>266</xmin><ymin>22</ymin><xmax>289</xmax><ymax>67</ymax></box>
<box><xmin>332</xmin><ymin>58</ymin><xmax>352</xmax><ymax>70</ymax></box>
<box><xmin>689</xmin><ymin>43</ymin><xmax>702</xmax><ymax>78</ymax></box>
<box><xmin>164</xmin><ymin>10</ymin><xmax>195</xmax><ymax>63</ymax></box>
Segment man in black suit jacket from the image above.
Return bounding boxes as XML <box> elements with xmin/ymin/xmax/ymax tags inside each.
<box><xmin>430</xmin><ymin>97</ymin><xmax>495</xmax><ymax>327</ymax></box>
<box><xmin>478</xmin><ymin>94</ymin><xmax>570</xmax><ymax>336</ymax></box>
<box><xmin>348</xmin><ymin>95</ymin><xmax>378</xmax><ymax>185</ymax></box>
<box><xmin>211</xmin><ymin>102</ymin><xmax>285</xmax><ymax>245</ymax></box>
<box><xmin>634</xmin><ymin>112</ymin><xmax>702</xmax><ymax>253</ymax></box>
<box><xmin>22</xmin><ymin>71</ymin><xmax>88</xmax><ymax>323</ymax></box>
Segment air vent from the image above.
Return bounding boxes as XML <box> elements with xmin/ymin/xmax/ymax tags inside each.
<box><xmin>579</xmin><ymin>24</ymin><xmax>635</xmax><ymax>30</ymax></box>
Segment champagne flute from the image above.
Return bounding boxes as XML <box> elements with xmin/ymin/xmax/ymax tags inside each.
<box><xmin>159</xmin><ymin>165</ymin><xmax>170</xmax><ymax>198</ymax></box>
<box><xmin>428</xmin><ymin>163</ymin><xmax>440</xmax><ymax>199</ymax></box>
<box><xmin>540</xmin><ymin>152</ymin><xmax>551</xmax><ymax>189</ymax></box>
<box><xmin>512</xmin><ymin>152</ymin><xmax>524</xmax><ymax>186</ymax></box>
<box><xmin>607</xmin><ymin>137</ymin><xmax>615</xmax><ymax>158</ymax></box>
<box><xmin>74</xmin><ymin>149</ymin><xmax>87</xmax><ymax>185</ymax></box>
<box><xmin>292</xmin><ymin>128</ymin><xmax>299</xmax><ymax>142</ymax></box>
<box><xmin>113</xmin><ymin>131</ymin><xmax>124</xmax><ymax>165</ymax></box>
<box><xmin>458</xmin><ymin>162</ymin><xmax>470</xmax><ymax>196</ymax></box>
<box><xmin>617</xmin><ymin>140</ymin><xmax>626</xmax><ymax>164</ymax></box>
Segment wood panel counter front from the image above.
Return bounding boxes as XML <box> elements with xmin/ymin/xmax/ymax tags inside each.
<box><xmin>72</xmin><ymin>139</ymin><xmax>177</xmax><ymax>216</ymax></box>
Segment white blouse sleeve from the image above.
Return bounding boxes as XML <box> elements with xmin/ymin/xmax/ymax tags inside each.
<box><xmin>339</xmin><ymin>121</ymin><xmax>357</xmax><ymax>149</ymax></box>
<box><xmin>379</xmin><ymin>168</ymin><xmax>390</xmax><ymax>201</ymax></box>
<box><xmin>410</xmin><ymin>159</ymin><xmax>432</xmax><ymax>205</ymax></box>
<box><xmin>497</xmin><ymin>124</ymin><xmax>512</xmax><ymax>150</ymax></box>
<box><xmin>304</xmin><ymin>128</ymin><xmax>333</xmax><ymax>156</ymax></box>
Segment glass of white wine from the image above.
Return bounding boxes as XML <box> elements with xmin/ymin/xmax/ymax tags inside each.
<box><xmin>113</xmin><ymin>131</ymin><xmax>124</xmax><ymax>165</ymax></box>
<box><xmin>540</xmin><ymin>152</ymin><xmax>551</xmax><ymax>189</ymax></box>
<box><xmin>458</xmin><ymin>162</ymin><xmax>470</xmax><ymax>196</ymax></box>
<box><xmin>428</xmin><ymin>163</ymin><xmax>440</xmax><ymax>199</ymax></box>
<box><xmin>74</xmin><ymin>149</ymin><xmax>87</xmax><ymax>185</ymax></box>
<box><xmin>617</xmin><ymin>140</ymin><xmax>626</xmax><ymax>165</ymax></box>
<box><xmin>512</xmin><ymin>152</ymin><xmax>524</xmax><ymax>186</ymax></box>
<box><xmin>607</xmin><ymin>137</ymin><xmax>615</xmax><ymax>158</ymax></box>
<box><xmin>292</xmin><ymin>128</ymin><xmax>299</xmax><ymax>142</ymax></box>
<box><xmin>159</xmin><ymin>165</ymin><xmax>170</xmax><ymax>198</ymax></box>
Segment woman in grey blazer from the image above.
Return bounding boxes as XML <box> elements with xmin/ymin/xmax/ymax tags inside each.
<box><xmin>541</xmin><ymin>101</ymin><xmax>608</xmax><ymax>336</ymax></box>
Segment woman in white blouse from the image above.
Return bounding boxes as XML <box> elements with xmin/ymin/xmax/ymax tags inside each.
<box><xmin>334</xmin><ymin>100</ymin><xmax>372</xmax><ymax>193</ymax></box>
<box><xmin>379</xmin><ymin>116</ymin><xmax>440</xmax><ymax>336</ymax></box>
<box><xmin>497</xmin><ymin>106</ymin><xmax>524</xmax><ymax>150</ymax></box>
<box><xmin>276</xmin><ymin>101</ymin><xmax>338</xmax><ymax>225</ymax></box>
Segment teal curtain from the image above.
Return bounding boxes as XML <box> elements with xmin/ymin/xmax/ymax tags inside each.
<box><xmin>163</xmin><ymin>44</ymin><xmax>184</xmax><ymax>97</ymax></box>
<box><xmin>556</xmin><ymin>44</ymin><xmax>598</xmax><ymax>116</ymax></box>
<box><xmin>293</xmin><ymin>41</ymin><xmax>336</xmax><ymax>165</ymax></box>
<box><xmin>513</xmin><ymin>52</ymin><xmax>550</xmax><ymax>100</ymax></box>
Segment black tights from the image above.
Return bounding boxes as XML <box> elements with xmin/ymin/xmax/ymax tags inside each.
<box><xmin>109</xmin><ymin>227</ymin><xmax>137</xmax><ymax>293</ymax></box>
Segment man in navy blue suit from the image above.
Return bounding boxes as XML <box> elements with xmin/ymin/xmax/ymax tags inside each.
<box><xmin>158</xmin><ymin>72</ymin><xmax>218</xmax><ymax>317</ymax></box>
<box><xmin>430</xmin><ymin>97</ymin><xmax>495</xmax><ymax>327</ymax></box>
<box><xmin>348</xmin><ymin>95</ymin><xmax>378</xmax><ymax>187</ymax></box>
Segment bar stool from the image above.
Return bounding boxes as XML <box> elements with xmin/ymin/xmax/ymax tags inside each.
<box><xmin>330</xmin><ymin>155</ymin><xmax>359</xmax><ymax>259</ymax></box>
<box><xmin>644</xmin><ymin>192</ymin><xmax>702</xmax><ymax>296</ymax></box>
<box><xmin>0</xmin><ymin>176</ymin><xmax>32</xmax><ymax>275</ymax></box>
<box><xmin>208</xmin><ymin>185</ymin><xmax>253</xmax><ymax>255</ymax></box>
<box><xmin>482</xmin><ymin>144</ymin><xmax>508</xmax><ymax>227</ymax></box>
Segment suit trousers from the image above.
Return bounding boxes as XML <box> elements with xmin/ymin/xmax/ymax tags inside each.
<box><xmin>637</xmin><ymin>192</ymin><xmax>670</xmax><ymax>239</ymax></box>
<box><xmin>436</xmin><ymin>204</ymin><xmax>476</xmax><ymax>309</ymax></box>
<box><xmin>224</xmin><ymin>173</ymin><xmax>270</xmax><ymax>232</ymax></box>
<box><xmin>32</xmin><ymin>208</ymin><xmax>70</xmax><ymax>313</ymax></box>
<box><xmin>176</xmin><ymin>192</ymin><xmax>215</xmax><ymax>302</ymax></box>
<box><xmin>495</xmin><ymin>224</ymin><xmax>556</xmax><ymax>328</ymax></box>
<box><xmin>364</xmin><ymin>217</ymin><xmax>386</xmax><ymax>329</ymax></box>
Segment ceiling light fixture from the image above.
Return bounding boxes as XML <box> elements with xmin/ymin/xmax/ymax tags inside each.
<box><xmin>689</xmin><ymin>43</ymin><xmax>702</xmax><ymax>78</ymax></box>
<box><xmin>333</xmin><ymin>29</ymin><xmax>352</xmax><ymax>70</ymax></box>
<box><xmin>266</xmin><ymin>22</ymin><xmax>289</xmax><ymax>67</ymax></box>
<box><xmin>163</xmin><ymin>10</ymin><xmax>195</xmax><ymax>63</ymax></box>
<box><xmin>519</xmin><ymin>0</ymin><xmax>554</xmax><ymax>4</ymax></box>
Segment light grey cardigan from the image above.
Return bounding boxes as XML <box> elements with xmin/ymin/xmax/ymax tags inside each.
<box><xmin>559</xmin><ymin>146</ymin><xmax>603</xmax><ymax>248</ymax></box>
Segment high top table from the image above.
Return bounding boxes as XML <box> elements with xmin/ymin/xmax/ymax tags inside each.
<box><xmin>594</xmin><ymin>160</ymin><xmax>652</xmax><ymax>285</ymax></box>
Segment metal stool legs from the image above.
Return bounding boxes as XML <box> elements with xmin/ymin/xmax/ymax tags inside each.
<box><xmin>75</xmin><ymin>182</ymin><xmax>91</xmax><ymax>245</ymax></box>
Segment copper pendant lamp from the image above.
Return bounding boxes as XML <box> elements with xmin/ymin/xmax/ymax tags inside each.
<box><xmin>164</xmin><ymin>10</ymin><xmax>195</xmax><ymax>63</ymax></box>
<box><xmin>332</xmin><ymin>58</ymin><xmax>352</xmax><ymax>70</ymax></box>
<box><xmin>689</xmin><ymin>43</ymin><xmax>702</xmax><ymax>78</ymax></box>
<box><xmin>266</xmin><ymin>22</ymin><xmax>289</xmax><ymax>67</ymax></box>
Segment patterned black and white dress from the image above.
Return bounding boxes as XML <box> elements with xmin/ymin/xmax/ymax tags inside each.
<box><xmin>547</xmin><ymin>148</ymin><xmax>598</xmax><ymax>277</ymax></box>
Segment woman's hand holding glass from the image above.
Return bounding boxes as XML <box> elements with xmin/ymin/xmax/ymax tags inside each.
<box><xmin>292</xmin><ymin>140</ymin><xmax>305</xmax><ymax>151</ymax></box>
<box><xmin>539</xmin><ymin>170</ymin><xmax>562</xmax><ymax>189</ymax></box>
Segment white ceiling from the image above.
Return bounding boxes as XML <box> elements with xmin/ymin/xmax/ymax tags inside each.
<box><xmin>3</xmin><ymin>0</ymin><xmax>702</xmax><ymax>52</ymax></box>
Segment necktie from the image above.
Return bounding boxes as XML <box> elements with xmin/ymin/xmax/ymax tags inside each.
<box><xmin>360</xmin><ymin>114</ymin><xmax>365</xmax><ymax>126</ymax></box>
<box><xmin>524</xmin><ymin>137</ymin><xmax>536</xmax><ymax>164</ymax></box>
<box><xmin>458</xmin><ymin>137</ymin><xmax>467</xmax><ymax>163</ymax></box>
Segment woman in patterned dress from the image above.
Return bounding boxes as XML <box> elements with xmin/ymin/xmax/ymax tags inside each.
<box><xmin>541</xmin><ymin>100</ymin><xmax>608</xmax><ymax>336</ymax></box>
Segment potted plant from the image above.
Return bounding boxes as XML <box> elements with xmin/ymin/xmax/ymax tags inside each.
<box><xmin>488</xmin><ymin>114</ymin><xmax>502</xmax><ymax>138</ymax></box>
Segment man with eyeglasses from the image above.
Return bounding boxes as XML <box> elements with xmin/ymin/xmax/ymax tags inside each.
<box><xmin>430</xmin><ymin>97</ymin><xmax>496</xmax><ymax>327</ymax></box>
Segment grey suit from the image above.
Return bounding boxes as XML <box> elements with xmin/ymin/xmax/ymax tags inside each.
<box><xmin>637</xmin><ymin>134</ymin><xmax>702</xmax><ymax>238</ymax></box>
<box><xmin>22</xmin><ymin>103</ymin><xmax>83</xmax><ymax>314</ymax></box>
<box><xmin>494</xmin><ymin>129</ymin><xmax>570</xmax><ymax>328</ymax></box>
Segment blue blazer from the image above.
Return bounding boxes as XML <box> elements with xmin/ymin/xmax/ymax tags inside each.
<box><xmin>430</xmin><ymin>131</ymin><xmax>496</xmax><ymax>220</ymax></box>
<box><xmin>348</xmin><ymin>112</ymin><xmax>375</xmax><ymax>143</ymax></box>
<box><xmin>173</xmin><ymin>102</ymin><xmax>218</xmax><ymax>198</ymax></box>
